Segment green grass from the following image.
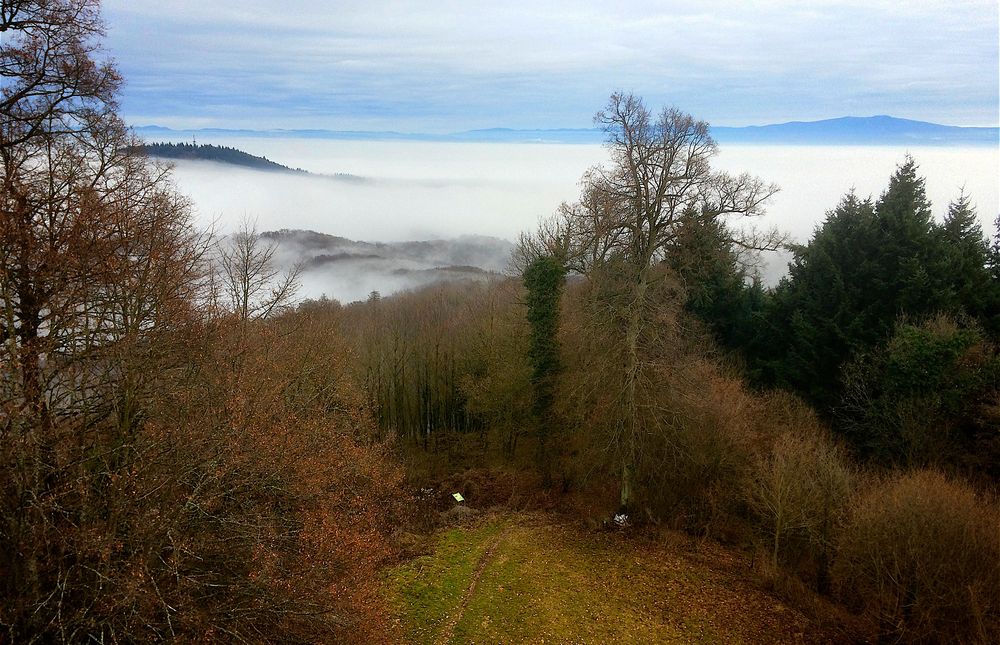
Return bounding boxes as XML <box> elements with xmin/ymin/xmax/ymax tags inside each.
<box><xmin>384</xmin><ymin>517</ymin><xmax>509</xmax><ymax>643</ymax></box>
<box><xmin>448</xmin><ymin>521</ymin><xmax>688</xmax><ymax>644</ymax></box>
<box><xmin>383</xmin><ymin>513</ymin><xmax>854</xmax><ymax>644</ymax></box>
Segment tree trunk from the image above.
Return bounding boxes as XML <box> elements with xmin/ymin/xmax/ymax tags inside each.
<box><xmin>620</xmin><ymin>274</ymin><xmax>647</xmax><ymax>514</ymax></box>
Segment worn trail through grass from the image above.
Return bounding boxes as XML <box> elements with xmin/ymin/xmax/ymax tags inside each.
<box><xmin>384</xmin><ymin>512</ymin><xmax>859</xmax><ymax>644</ymax></box>
<box><xmin>434</xmin><ymin>525</ymin><xmax>510</xmax><ymax>645</ymax></box>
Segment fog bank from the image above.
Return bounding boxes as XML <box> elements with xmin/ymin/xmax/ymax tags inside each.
<box><xmin>163</xmin><ymin>136</ymin><xmax>999</xmax><ymax>294</ymax></box>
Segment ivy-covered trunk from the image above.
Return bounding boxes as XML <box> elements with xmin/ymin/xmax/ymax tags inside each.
<box><xmin>523</xmin><ymin>254</ymin><xmax>566</xmax><ymax>487</ymax></box>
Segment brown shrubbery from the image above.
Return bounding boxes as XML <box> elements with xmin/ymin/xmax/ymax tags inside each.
<box><xmin>634</xmin><ymin>358</ymin><xmax>762</xmax><ymax>536</ymax></box>
<box><xmin>554</xmin><ymin>276</ymin><xmax>761</xmax><ymax>535</ymax></box>
<box><xmin>747</xmin><ymin>424</ymin><xmax>853</xmax><ymax>590</ymax></box>
<box><xmin>833</xmin><ymin>469</ymin><xmax>1000</xmax><ymax>643</ymax></box>
<box><xmin>152</xmin><ymin>315</ymin><xmax>405</xmax><ymax>642</ymax></box>
<box><xmin>2</xmin><ymin>305</ymin><xmax>405</xmax><ymax>642</ymax></box>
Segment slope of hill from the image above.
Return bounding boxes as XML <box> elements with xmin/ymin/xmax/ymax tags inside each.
<box><xmin>264</xmin><ymin>229</ymin><xmax>513</xmax><ymax>273</ymax></box>
<box><xmin>133</xmin><ymin>142</ymin><xmax>308</xmax><ymax>173</ymax></box>
<box><xmin>261</xmin><ymin>229</ymin><xmax>515</xmax><ymax>303</ymax></box>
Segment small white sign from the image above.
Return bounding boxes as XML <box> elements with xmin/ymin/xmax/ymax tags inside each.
<box><xmin>452</xmin><ymin>492</ymin><xmax>465</xmax><ymax>503</ymax></box>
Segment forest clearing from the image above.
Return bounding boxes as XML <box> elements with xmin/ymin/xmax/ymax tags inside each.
<box><xmin>385</xmin><ymin>509</ymin><xmax>863</xmax><ymax>644</ymax></box>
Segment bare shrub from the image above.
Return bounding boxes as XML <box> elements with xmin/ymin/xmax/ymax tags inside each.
<box><xmin>747</xmin><ymin>426</ymin><xmax>853</xmax><ymax>590</ymax></box>
<box><xmin>1</xmin><ymin>284</ymin><xmax>404</xmax><ymax>642</ymax></box>
<box><xmin>833</xmin><ymin>469</ymin><xmax>1000</xmax><ymax>643</ymax></box>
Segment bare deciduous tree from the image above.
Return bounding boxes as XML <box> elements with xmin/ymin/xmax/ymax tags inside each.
<box><xmin>217</xmin><ymin>219</ymin><xmax>302</xmax><ymax>325</ymax></box>
<box><xmin>1</xmin><ymin>0</ymin><xmax>120</xmax><ymax>150</ymax></box>
<box><xmin>551</xmin><ymin>93</ymin><xmax>781</xmax><ymax>513</ymax></box>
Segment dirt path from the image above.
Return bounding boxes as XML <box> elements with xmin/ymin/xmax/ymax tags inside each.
<box><xmin>435</xmin><ymin>526</ymin><xmax>510</xmax><ymax>645</ymax></box>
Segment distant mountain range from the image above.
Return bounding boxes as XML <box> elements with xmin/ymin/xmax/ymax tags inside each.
<box><xmin>136</xmin><ymin>116</ymin><xmax>998</xmax><ymax>146</ymax></box>
<box><xmin>710</xmin><ymin>116</ymin><xmax>998</xmax><ymax>146</ymax></box>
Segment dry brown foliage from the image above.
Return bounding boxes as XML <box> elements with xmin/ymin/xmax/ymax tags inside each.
<box><xmin>173</xmin><ymin>315</ymin><xmax>406</xmax><ymax>643</ymax></box>
<box><xmin>2</xmin><ymin>291</ymin><xmax>406</xmax><ymax>643</ymax></box>
<box><xmin>747</xmin><ymin>424</ymin><xmax>853</xmax><ymax>591</ymax></box>
<box><xmin>833</xmin><ymin>469</ymin><xmax>1000</xmax><ymax>643</ymax></box>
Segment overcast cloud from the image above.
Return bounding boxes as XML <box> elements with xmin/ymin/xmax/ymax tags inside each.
<box><xmin>102</xmin><ymin>1</ymin><xmax>999</xmax><ymax>131</ymax></box>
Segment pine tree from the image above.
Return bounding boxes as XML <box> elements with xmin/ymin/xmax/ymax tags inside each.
<box><xmin>759</xmin><ymin>156</ymin><xmax>996</xmax><ymax>427</ymax></box>
<box><xmin>667</xmin><ymin>206</ymin><xmax>766</xmax><ymax>363</ymax></box>
<box><xmin>871</xmin><ymin>155</ymin><xmax>948</xmax><ymax>320</ymax></box>
<box><xmin>941</xmin><ymin>193</ymin><xmax>998</xmax><ymax>334</ymax></box>
<box><xmin>760</xmin><ymin>158</ymin><xmax>973</xmax><ymax>410</ymax></box>
<box><xmin>763</xmin><ymin>192</ymin><xmax>879</xmax><ymax>408</ymax></box>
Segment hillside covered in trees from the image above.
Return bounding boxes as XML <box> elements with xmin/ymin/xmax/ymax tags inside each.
<box><xmin>2</xmin><ymin>2</ymin><xmax>998</xmax><ymax>644</ymax></box>
<box><xmin>133</xmin><ymin>142</ymin><xmax>309</xmax><ymax>173</ymax></box>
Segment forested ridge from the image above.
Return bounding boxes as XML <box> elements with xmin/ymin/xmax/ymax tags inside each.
<box><xmin>2</xmin><ymin>2</ymin><xmax>998</xmax><ymax>643</ymax></box>
<box><xmin>132</xmin><ymin>142</ymin><xmax>308</xmax><ymax>173</ymax></box>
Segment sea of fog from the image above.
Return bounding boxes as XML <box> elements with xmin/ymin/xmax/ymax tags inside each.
<box><xmin>161</xmin><ymin>135</ymin><xmax>999</xmax><ymax>298</ymax></box>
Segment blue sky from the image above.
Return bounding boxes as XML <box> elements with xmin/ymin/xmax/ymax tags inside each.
<box><xmin>102</xmin><ymin>0</ymin><xmax>999</xmax><ymax>132</ymax></box>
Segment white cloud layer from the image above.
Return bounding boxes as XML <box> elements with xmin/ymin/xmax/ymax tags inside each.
<box><xmin>102</xmin><ymin>0</ymin><xmax>999</xmax><ymax>130</ymax></box>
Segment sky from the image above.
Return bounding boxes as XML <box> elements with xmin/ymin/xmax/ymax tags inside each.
<box><xmin>102</xmin><ymin>1</ymin><xmax>999</xmax><ymax>132</ymax></box>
